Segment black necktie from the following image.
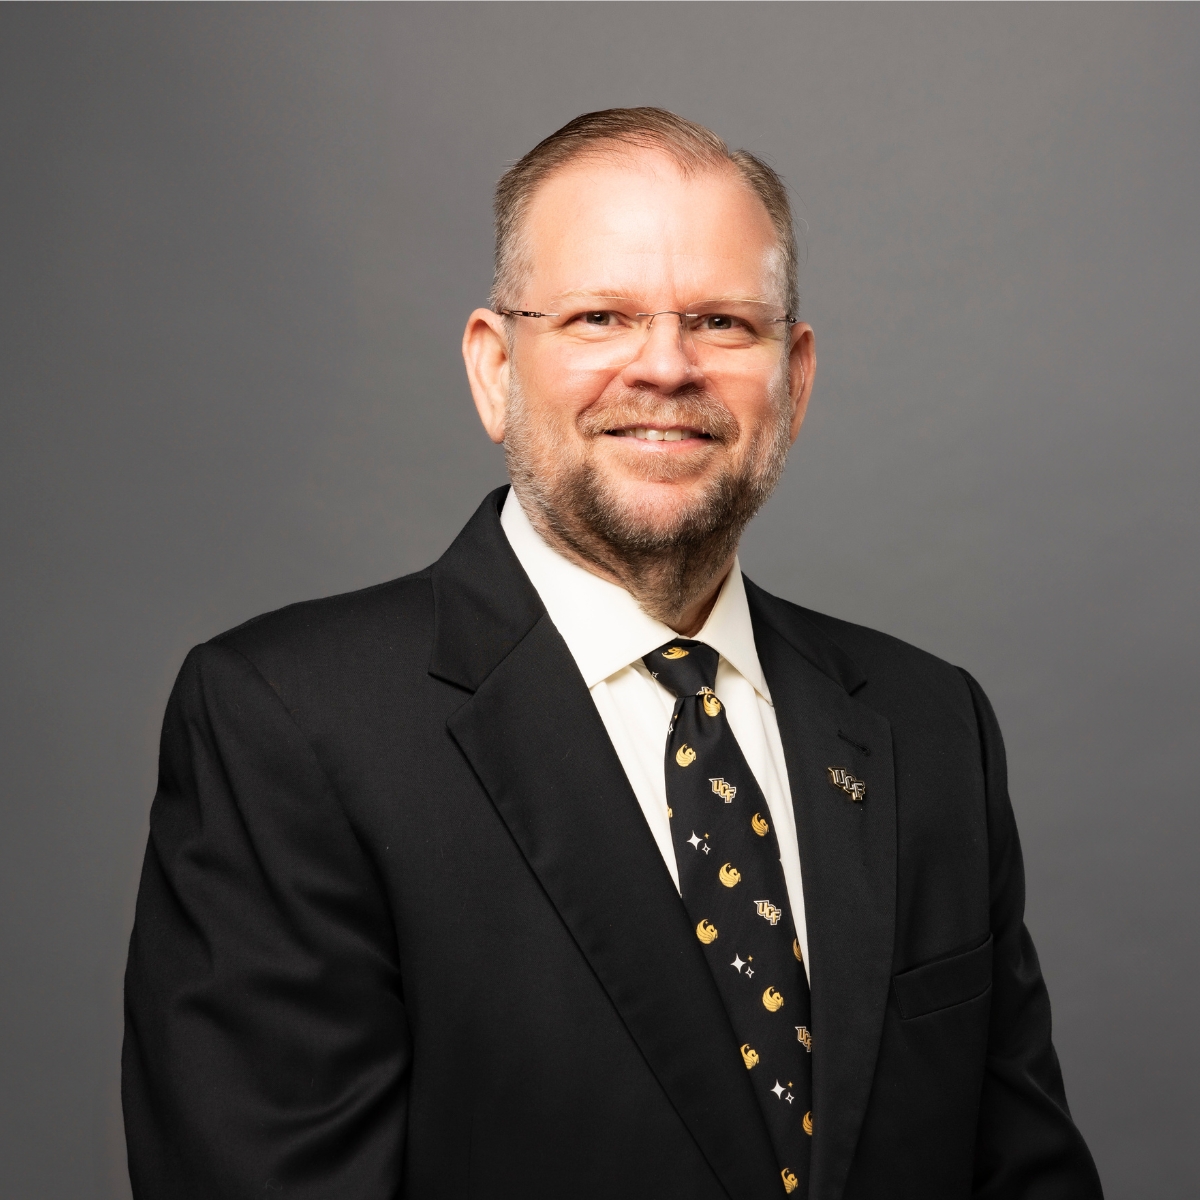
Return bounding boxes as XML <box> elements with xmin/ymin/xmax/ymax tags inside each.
<box><xmin>644</xmin><ymin>639</ymin><xmax>812</xmax><ymax>1198</ymax></box>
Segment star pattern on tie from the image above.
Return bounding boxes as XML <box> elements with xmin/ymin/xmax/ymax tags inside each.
<box><xmin>645</xmin><ymin>640</ymin><xmax>813</xmax><ymax>1197</ymax></box>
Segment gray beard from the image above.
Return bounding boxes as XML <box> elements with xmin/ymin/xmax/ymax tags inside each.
<box><xmin>504</xmin><ymin>375</ymin><xmax>792</xmax><ymax>626</ymax></box>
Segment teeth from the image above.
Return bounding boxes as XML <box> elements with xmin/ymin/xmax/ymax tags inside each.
<box><xmin>618</xmin><ymin>427</ymin><xmax>699</xmax><ymax>441</ymax></box>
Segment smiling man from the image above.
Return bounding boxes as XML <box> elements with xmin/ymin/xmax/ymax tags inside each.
<box><xmin>123</xmin><ymin>110</ymin><xmax>1102</xmax><ymax>1199</ymax></box>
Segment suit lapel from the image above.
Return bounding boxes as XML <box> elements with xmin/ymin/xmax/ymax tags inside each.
<box><xmin>747</xmin><ymin>582</ymin><xmax>897</xmax><ymax>1200</ymax></box>
<box><xmin>431</xmin><ymin>492</ymin><xmax>781</xmax><ymax>1200</ymax></box>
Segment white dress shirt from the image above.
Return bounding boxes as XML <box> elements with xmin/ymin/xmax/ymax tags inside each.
<box><xmin>501</xmin><ymin>489</ymin><xmax>810</xmax><ymax>976</ymax></box>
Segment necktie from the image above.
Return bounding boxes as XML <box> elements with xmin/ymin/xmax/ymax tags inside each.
<box><xmin>644</xmin><ymin>639</ymin><xmax>812</xmax><ymax>1198</ymax></box>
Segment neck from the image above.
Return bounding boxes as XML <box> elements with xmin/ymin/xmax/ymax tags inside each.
<box><xmin>517</xmin><ymin>492</ymin><xmax>736</xmax><ymax>636</ymax></box>
<box><xmin>665</xmin><ymin>574</ymin><xmax>731</xmax><ymax>637</ymax></box>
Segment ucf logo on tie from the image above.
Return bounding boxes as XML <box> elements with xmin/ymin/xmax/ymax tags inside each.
<box><xmin>709</xmin><ymin>777</ymin><xmax>737</xmax><ymax>803</ymax></box>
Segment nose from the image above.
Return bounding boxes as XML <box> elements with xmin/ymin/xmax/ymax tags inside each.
<box><xmin>619</xmin><ymin>313</ymin><xmax>706</xmax><ymax>394</ymax></box>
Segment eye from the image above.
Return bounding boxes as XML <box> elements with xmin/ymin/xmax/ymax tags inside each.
<box><xmin>702</xmin><ymin>313</ymin><xmax>737</xmax><ymax>331</ymax></box>
<box><xmin>583</xmin><ymin>310</ymin><xmax>613</xmax><ymax>326</ymax></box>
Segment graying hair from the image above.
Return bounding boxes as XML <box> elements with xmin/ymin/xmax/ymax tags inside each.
<box><xmin>490</xmin><ymin>107</ymin><xmax>799</xmax><ymax>315</ymax></box>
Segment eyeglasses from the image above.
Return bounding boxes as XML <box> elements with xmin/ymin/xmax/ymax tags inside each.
<box><xmin>497</xmin><ymin>298</ymin><xmax>796</xmax><ymax>362</ymax></box>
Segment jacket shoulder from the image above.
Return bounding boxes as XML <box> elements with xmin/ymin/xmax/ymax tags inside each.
<box><xmin>803</xmin><ymin>604</ymin><xmax>966</xmax><ymax>692</ymax></box>
<box><xmin>209</xmin><ymin>567</ymin><xmax>435</xmax><ymax>685</ymax></box>
<box><xmin>750</xmin><ymin>582</ymin><xmax>977</xmax><ymax>723</ymax></box>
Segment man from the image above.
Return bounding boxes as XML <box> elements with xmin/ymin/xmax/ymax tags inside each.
<box><xmin>123</xmin><ymin>109</ymin><xmax>1102</xmax><ymax>1199</ymax></box>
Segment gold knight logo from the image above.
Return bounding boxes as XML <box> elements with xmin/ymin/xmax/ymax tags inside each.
<box><xmin>718</xmin><ymin>862</ymin><xmax>742</xmax><ymax>888</ymax></box>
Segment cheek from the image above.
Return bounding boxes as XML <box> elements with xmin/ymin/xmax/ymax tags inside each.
<box><xmin>520</xmin><ymin>353</ymin><xmax>617</xmax><ymax>424</ymax></box>
<box><xmin>715</xmin><ymin>377</ymin><xmax>784</xmax><ymax>441</ymax></box>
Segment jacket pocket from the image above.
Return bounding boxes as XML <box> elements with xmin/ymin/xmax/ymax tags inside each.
<box><xmin>892</xmin><ymin>934</ymin><xmax>993</xmax><ymax>1019</ymax></box>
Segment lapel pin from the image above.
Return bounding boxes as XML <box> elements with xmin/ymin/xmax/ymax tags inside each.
<box><xmin>827</xmin><ymin>767</ymin><xmax>866</xmax><ymax>802</ymax></box>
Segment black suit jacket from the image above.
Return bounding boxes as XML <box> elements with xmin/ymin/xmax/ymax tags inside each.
<box><xmin>123</xmin><ymin>488</ymin><xmax>1101</xmax><ymax>1199</ymax></box>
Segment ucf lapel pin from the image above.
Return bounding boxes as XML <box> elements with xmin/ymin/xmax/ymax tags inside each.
<box><xmin>827</xmin><ymin>766</ymin><xmax>866</xmax><ymax>802</ymax></box>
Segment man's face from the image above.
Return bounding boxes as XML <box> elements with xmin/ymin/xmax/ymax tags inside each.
<box><xmin>465</xmin><ymin>148</ymin><xmax>815</xmax><ymax>557</ymax></box>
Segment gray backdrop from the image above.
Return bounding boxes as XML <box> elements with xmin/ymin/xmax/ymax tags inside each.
<box><xmin>2</xmin><ymin>5</ymin><xmax>1196</xmax><ymax>1197</ymax></box>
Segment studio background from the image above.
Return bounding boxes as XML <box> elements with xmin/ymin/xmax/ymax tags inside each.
<box><xmin>2</xmin><ymin>5</ymin><xmax>1197</xmax><ymax>1197</ymax></box>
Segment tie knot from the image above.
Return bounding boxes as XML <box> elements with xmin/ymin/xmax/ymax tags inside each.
<box><xmin>643</xmin><ymin>640</ymin><xmax>719</xmax><ymax>698</ymax></box>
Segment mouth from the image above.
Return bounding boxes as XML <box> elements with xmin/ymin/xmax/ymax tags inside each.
<box><xmin>605</xmin><ymin>425</ymin><xmax>714</xmax><ymax>444</ymax></box>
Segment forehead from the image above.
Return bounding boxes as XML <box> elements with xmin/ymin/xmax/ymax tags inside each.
<box><xmin>519</xmin><ymin>148</ymin><xmax>783</xmax><ymax>302</ymax></box>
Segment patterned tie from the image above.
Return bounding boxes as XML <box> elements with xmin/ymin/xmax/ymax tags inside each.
<box><xmin>644</xmin><ymin>639</ymin><xmax>812</xmax><ymax>1198</ymax></box>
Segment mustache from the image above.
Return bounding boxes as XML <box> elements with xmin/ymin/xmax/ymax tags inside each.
<box><xmin>576</xmin><ymin>391</ymin><xmax>740</xmax><ymax>443</ymax></box>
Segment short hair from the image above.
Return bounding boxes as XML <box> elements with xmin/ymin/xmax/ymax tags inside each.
<box><xmin>490</xmin><ymin>107</ymin><xmax>798</xmax><ymax>315</ymax></box>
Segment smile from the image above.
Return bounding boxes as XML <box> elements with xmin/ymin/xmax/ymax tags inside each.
<box><xmin>608</xmin><ymin>426</ymin><xmax>712</xmax><ymax>442</ymax></box>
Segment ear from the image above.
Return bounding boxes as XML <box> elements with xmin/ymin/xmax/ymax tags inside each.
<box><xmin>786</xmin><ymin>322</ymin><xmax>816</xmax><ymax>443</ymax></box>
<box><xmin>462</xmin><ymin>308</ymin><xmax>512</xmax><ymax>443</ymax></box>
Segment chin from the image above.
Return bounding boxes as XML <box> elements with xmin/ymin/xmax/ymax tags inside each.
<box><xmin>599</xmin><ymin>474</ymin><xmax>722</xmax><ymax>536</ymax></box>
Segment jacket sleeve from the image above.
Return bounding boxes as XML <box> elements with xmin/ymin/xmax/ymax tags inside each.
<box><xmin>959</xmin><ymin>669</ymin><xmax>1103</xmax><ymax>1199</ymax></box>
<box><xmin>122</xmin><ymin>641</ymin><xmax>409</xmax><ymax>1199</ymax></box>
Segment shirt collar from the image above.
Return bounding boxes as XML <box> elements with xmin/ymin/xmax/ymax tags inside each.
<box><xmin>500</xmin><ymin>488</ymin><xmax>771</xmax><ymax>703</ymax></box>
